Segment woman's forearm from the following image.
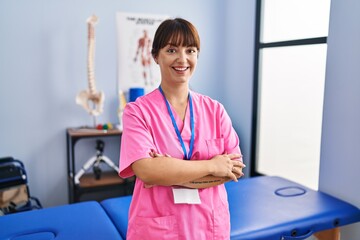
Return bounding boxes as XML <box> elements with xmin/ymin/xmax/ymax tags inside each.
<box><xmin>132</xmin><ymin>156</ymin><xmax>214</xmax><ymax>186</ymax></box>
<box><xmin>178</xmin><ymin>175</ymin><xmax>231</xmax><ymax>189</ymax></box>
<box><xmin>179</xmin><ymin>166</ymin><xmax>244</xmax><ymax>189</ymax></box>
<box><xmin>132</xmin><ymin>152</ymin><xmax>244</xmax><ymax>187</ymax></box>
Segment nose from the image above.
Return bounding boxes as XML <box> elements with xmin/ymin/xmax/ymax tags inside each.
<box><xmin>176</xmin><ymin>50</ymin><xmax>187</xmax><ymax>63</ymax></box>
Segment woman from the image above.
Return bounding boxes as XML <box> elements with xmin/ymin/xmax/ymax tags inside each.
<box><xmin>119</xmin><ymin>18</ymin><xmax>245</xmax><ymax>240</ymax></box>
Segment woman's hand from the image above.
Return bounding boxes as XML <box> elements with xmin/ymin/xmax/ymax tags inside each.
<box><xmin>178</xmin><ymin>153</ymin><xmax>246</xmax><ymax>189</ymax></box>
<box><xmin>209</xmin><ymin>153</ymin><xmax>245</xmax><ymax>182</ymax></box>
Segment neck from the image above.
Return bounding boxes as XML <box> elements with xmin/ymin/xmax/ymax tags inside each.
<box><xmin>159</xmin><ymin>83</ymin><xmax>189</xmax><ymax>121</ymax></box>
<box><xmin>159</xmin><ymin>83</ymin><xmax>189</xmax><ymax>105</ymax></box>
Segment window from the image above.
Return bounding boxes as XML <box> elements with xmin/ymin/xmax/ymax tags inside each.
<box><xmin>251</xmin><ymin>0</ymin><xmax>331</xmax><ymax>190</ymax></box>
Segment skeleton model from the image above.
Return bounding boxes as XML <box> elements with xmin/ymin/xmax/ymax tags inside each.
<box><xmin>73</xmin><ymin>16</ymin><xmax>118</xmax><ymax>184</ymax></box>
<box><xmin>76</xmin><ymin>15</ymin><xmax>105</xmax><ymax>125</ymax></box>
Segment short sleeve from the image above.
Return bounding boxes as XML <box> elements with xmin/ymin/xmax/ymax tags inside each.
<box><xmin>219</xmin><ymin>104</ymin><xmax>242</xmax><ymax>157</ymax></box>
<box><xmin>119</xmin><ymin>102</ymin><xmax>156</xmax><ymax>178</ymax></box>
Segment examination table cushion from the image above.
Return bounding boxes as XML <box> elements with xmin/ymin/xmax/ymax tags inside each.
<box><xmin>226</xmin><ymin>176</ymin><xmax>360</xmax><ymax>240</ymax></box>
<box><xmin>0</xmin><ymin>201</ymin><xmax>122</xmax><ymax>240</ymax></box>
<box><xmin>1</xmin><ymin>176</ymin><xmax>359</xmax><ymax>240</ymax></box>
<box><xmin>101</xmin><ymin>195</ymin><xmax>132</xmax><ymax>240</ymax></box>
<box><xmin>100</xmin><ymin>176</ymin><xmax>360</xmax><ymax>240</ymax></box>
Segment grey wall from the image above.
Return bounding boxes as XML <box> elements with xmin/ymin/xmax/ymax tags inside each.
<box><xmin>0</xmin><ymin>1</ymin><xmax>255</xmax><ymax>207</ymax></box>
<box><xmin>319</xmin><ymin>0</ymin><xmax>360</xmax><ymax>237</ymax></box>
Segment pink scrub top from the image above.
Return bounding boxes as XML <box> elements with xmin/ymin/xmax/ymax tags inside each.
<box><xmin>119</xmin><ymin>88</ymin><xmax>242</xmax><ymax>240</ymax></box>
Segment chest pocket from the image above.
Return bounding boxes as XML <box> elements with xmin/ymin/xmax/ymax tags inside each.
<box><xmin>205</xmin><ymin>138</ymin><xmax>224</xmax><ymax>159</ymax></box>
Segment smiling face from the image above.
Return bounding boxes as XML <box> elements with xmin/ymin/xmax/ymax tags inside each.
<box><xmin>157</xmin><ymin>44</ymin><xmax>198</xmax><ymax>85</ymax></box>
<box><xmin>151</xmin><ymin>18</ymin><xmax>200</xmax><ymax>87</ymax></box>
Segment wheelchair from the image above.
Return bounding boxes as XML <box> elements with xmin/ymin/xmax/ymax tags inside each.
<box><xmin>0</xmin><ymin>156</ymin><xmax>42</xmax><ymax>215</ymax></box>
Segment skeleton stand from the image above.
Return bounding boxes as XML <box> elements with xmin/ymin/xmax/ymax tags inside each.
<box><xmin>92</xmin><ymin>115</ymin><xmax>98</xmax><ymax>128</ymax></box>
<box><xmin>74</xmin><ymin>140</ymin><xmax>119</xmax><ymax>185</ymax></box>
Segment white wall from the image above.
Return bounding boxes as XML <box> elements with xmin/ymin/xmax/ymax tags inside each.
<box><xmin>319</xmin><ymin>0</ymin><xmax>360</xmax><ymax>237</ymax></box>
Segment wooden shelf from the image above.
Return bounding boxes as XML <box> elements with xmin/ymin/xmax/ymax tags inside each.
<box><xmin>66</xmin><ymin>127</ymin><xmax>132</xmax><ymax>203</ymax></box>
<box><xmin>67</xmin><ymin>128</ymin><xmax>122</xmax><ymax>137</ymax></box>
<box><xmin>79</xmin><ymin>171</ymin><xmax>125</xmax><ymax>188</ymax></box>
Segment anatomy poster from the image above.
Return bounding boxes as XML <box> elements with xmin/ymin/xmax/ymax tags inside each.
<box><xmin>116</xmin><ymin>12</ymin><xmax>169</xmax><ymax>93</ymax></box>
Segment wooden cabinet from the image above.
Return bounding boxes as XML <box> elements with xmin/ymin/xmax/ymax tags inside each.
<box><xmin>66</xmin><ymin>128</ymin><xmax>134</xmax><ymax>203</ymax></box>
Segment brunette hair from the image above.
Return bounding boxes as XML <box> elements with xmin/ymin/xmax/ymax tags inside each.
<box><xmin>151</xmin><ymin>18</ymin><xmax>200</xmax><ymax>58</ymax></box>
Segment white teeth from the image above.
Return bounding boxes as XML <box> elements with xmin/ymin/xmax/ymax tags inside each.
<box><xmin>174</xmin><ymin>67</ymin><xmax>187</xmax><ymax>71</ymax></box>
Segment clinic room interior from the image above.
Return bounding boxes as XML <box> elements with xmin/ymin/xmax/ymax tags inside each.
<box><xmin>1</xmin><ymin>0</ymin><xmax>359</xmax><ymax>239</ymax></box>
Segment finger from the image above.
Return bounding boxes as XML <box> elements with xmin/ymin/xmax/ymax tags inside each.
<box><xmin>232</xmin><ymin>166</ymin><xmax>244</xmax><ymax>175</ymax></box>
<box><xmin>232</xmin><ymin>160</ymin><xmax>246</xmax><ymax>168</ymax></box>
<box><xmin>155</xmin><ymin>152</ymin><xmax>166</xmax><ymax>157</ymax></box>
<box><xmin>231</xmin><ymin>173</ymin><xmax>239</xmax><ymax>182</ymax></box>
<box><xmin>231</xmin><ymin>166</ymin><xmax>239</xmax><ymax>175</ymax></box>
<box><xmin>149</xmin><ymin>152</ymin><xmax>163</xmax><ymax>158</ymax></box>
<box><xmin>238</xmin><ymin>162</ymin><xmax>246</xmax><ymax>168</ymax></box>
<box><xmin>228</xmin><ymin>153</ymin><xmax>242</xmax><ymax>160</ymax></box>
<box><xmin>228</xmin><ymin>169</ymin><xmax>238</xmax><ymax>182</ymax></box>
<box><xmin>233</xmin><ymin>171</ymin><xmax>244</xmax><ymax>179</ymax></box>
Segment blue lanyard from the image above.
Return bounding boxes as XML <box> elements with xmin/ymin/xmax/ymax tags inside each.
<box><xmin>159</xmin><ymin>86</ymin><xmax>195</xmax><ymax>160</ymax></box>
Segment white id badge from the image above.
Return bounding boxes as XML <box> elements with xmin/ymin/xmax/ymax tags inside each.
<box><xmin>172</xmin><ymin>188</ymin><xmax>201</xmax><ymax>204</ymax></box>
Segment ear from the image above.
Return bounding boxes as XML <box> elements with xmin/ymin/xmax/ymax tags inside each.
<box><xmin>152</xmin><ymin>53</ymin><xmax>158</xmax><ymax>64</ymax></box>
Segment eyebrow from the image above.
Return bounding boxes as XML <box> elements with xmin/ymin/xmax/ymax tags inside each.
<box><xmin>166</xmin><ymin>43</ymin><xmax>197</xmax><ymax>48</ymax></box>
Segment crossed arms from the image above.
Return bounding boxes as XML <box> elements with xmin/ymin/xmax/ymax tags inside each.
<box><xmin>131</xmin><ymin>152</ymin><xmax>245</xmax><ymax>189</ymax></box>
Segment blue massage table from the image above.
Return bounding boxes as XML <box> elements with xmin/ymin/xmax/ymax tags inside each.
<box><xmin>226</xmin><ymin>176</ymin><xmax>360</xmax><ymax>239</ymax></box>
<box><xmin>100</xmin><ymin>176</ymin><xmax>360</xmax><ymax>240</ymax></box>
<box><xmin>101</xmin><ymin>195</ymin><xmax>132</xmax><ymax>240</ymax></box>
<box><xmin>0</xmin><ymin>176</ymin><xmax>359</xmax><ymax>239</ymax></box>
<box><xmin>0</xmin><ymin>201</ymin><xmax>122</xmax><ymax>240</ymax></box>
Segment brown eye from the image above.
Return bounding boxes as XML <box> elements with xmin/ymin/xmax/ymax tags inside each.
<box><xmin>167</xmin><ymin>48</ymin><xmax>176</xmax><ymax>53</ymax></box>
<box><xmin>187</xmin><ymin>48</ymin><xmax>197</xmax><ymax>54</ymax></box>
